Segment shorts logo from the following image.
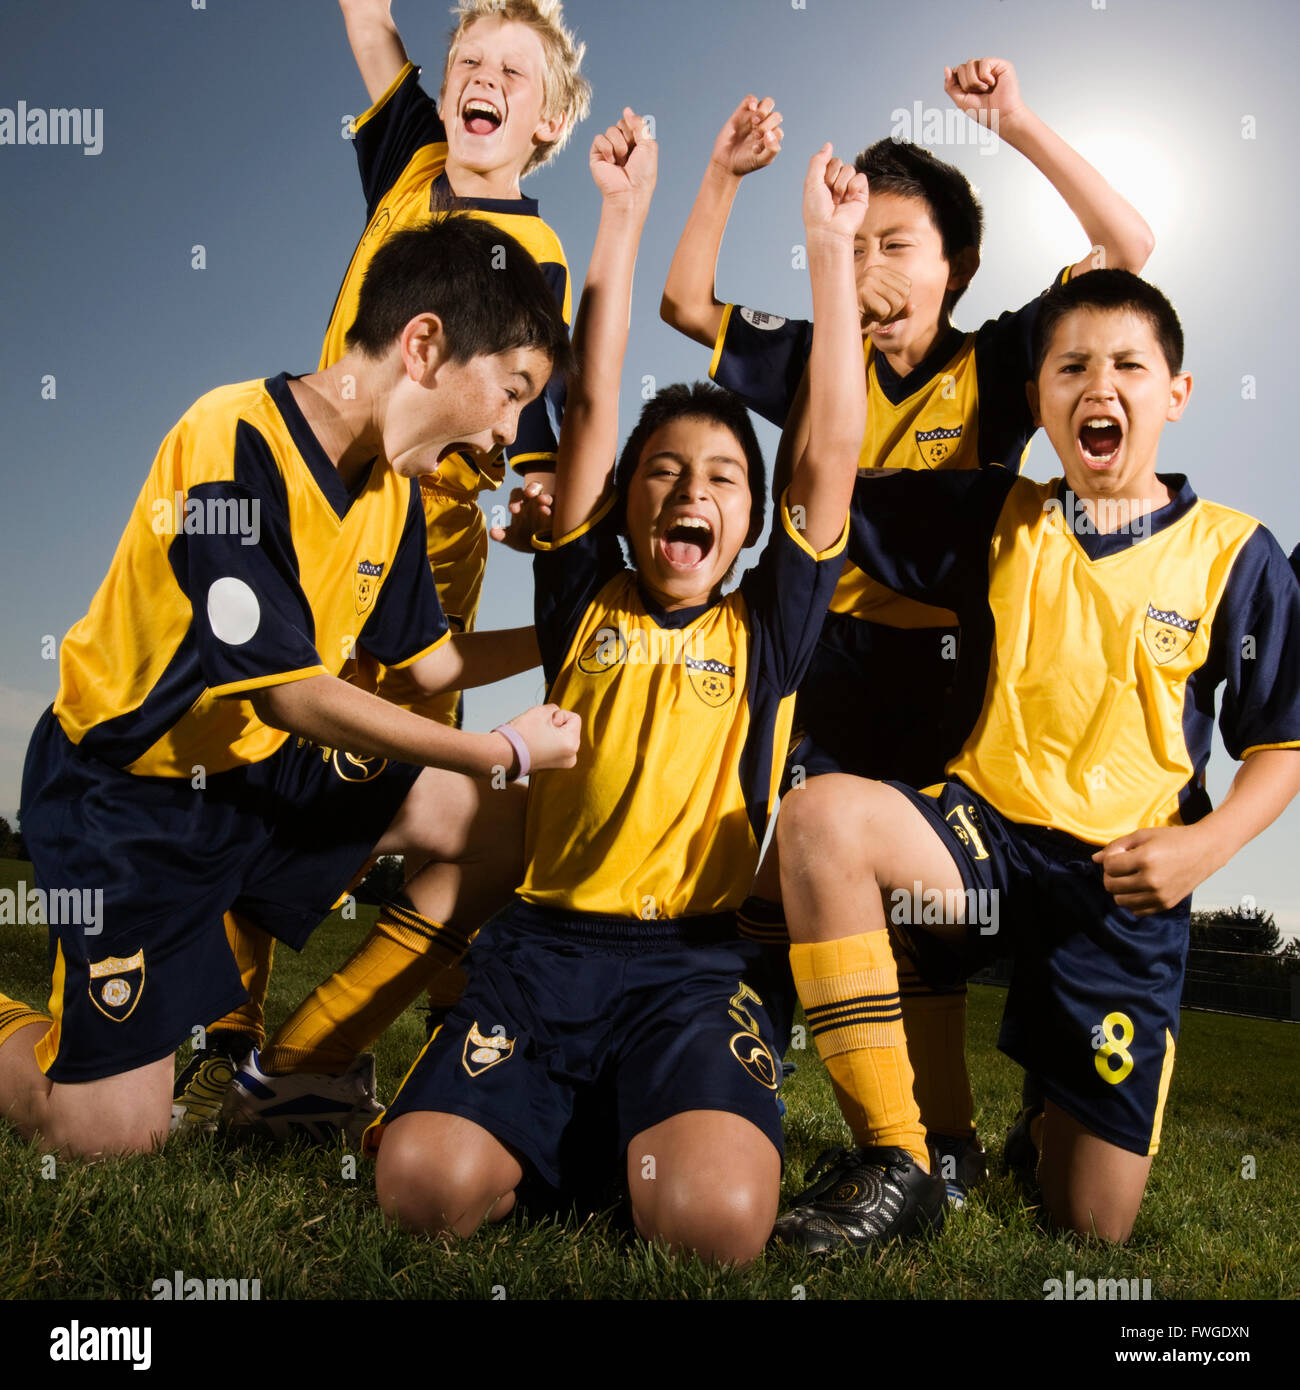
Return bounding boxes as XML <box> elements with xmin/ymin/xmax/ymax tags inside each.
<box><xmin>1142</xmin><ymin>604</ymin><xmax>1198</xmax><ymax>664</ymax></box>
<box><xmin>461</xmin><ymin>1021</ymin><xmax>515</xmax><ymax>1077</ymax></box>
<box><xmin>729</xmin><ymin>1031</ymin><xmax>778</xmax><ymax>1090</ymax></box>
<box><xmin>943</xmin><ymin>802</ymin><xmax>989</xmax><ymax>861</ymax></box>
<box><xmin>330</xmin><ymin>748</ymin><xmax>389</xmax><ymax>782</ymax></box>
<box><xmin>915</xmin><ymin>425</ymin><xmax>963</xmax><ymax>468</ymax></box>
<box><xmin>354</xmin><ymin>559</ymin><xmax>384</xmax><ymax>616</ymax></box>
<box><xmin>88</xmin><ymin>951</ymin><xmax>145</xmax><ymax>1022</ymax></box>
<box><xmin>577</xmin><ymin>626</ymin><xmax>627</xmax><ymax>675</ymax></box>
<box><xmin>739</xmin><ymin>306</ymin><xmax>786</xmax><ymax>331</ymax></box>
<box><xmin>685</xmin><ymin>654</ymin><xmax>735</xmax><ymax>707</ymax></box>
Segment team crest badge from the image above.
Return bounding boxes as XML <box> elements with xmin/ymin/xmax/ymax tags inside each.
<box><xmin>331</xmin><ymin>748</ymin><xmax>388</xmax><ymax>782</ymax></box>
<box><xmin>461</xmin><ymin>1021</ymin><xmax>516</xmax><ymax>1077</ymax></box>
<box><xmin>915</xmin><ymin>425</ymin><xmax>963</xmax><ymax>468</ymax></box>
<box><xmin>943</xmin><ymin>802</ymin><xmax>989</xmax><ymax>861</ymax></box>
<box><xmin>88</xmin><ymin>951</ymin><xmax>145</xmax><ymax>1023</ymax></box>
<box><xmin>729</xmin><ymin>1032</ymin><xmax>779</xmax><ymax>1090</ymax></box>
<box><xmin>354</xmin><ymin>559</ymin><xmax>384</xmax><ymax>616</ymax></box>
<box><xmin>1143</xmin><ymin>604</ymin><xmax>1198</xmax><ymax>664</ymax></box>
<box><xmin>577</xmin><ymin>625</ymin><xmax>626</xmax><ymax>675</ymax></box>
<box><xmin>685</xmin><ymin>654</ymin><xmax>735</xmax><ymax>707</ymax></box>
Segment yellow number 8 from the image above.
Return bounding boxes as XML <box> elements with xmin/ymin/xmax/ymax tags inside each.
<box><xmin>1093</xmin><ymin>1011</ymin><xmax>1135</xmax><ymax>1085</ymax></box>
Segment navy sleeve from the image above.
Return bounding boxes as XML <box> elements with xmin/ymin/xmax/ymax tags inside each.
<box><xmin>1209</xmin><ymin>527</ymin><xmax>1300</xmax><ymax>759</ymax></box>
<box><xmin>739</xmin><ymin>502</ymin><xmax>848</xmax><ymax>697</ymax></box>
<box><xmin>972</xmin><ymin>272</ymin><xmax>1068</xmax><ymax>473</ymax></box>
<box><xmin>352</xmin><ymin>64</ymin><xmax>446</xmax><ymax>221</ymax></box>
<box><xmin>506</xmin><ymin>259</ymin><xmax>569</xmax><ymax>474</ymax></box>
<box><xmin>359</xmin><ymin>482</ymin><xmax>450</xmax><ymax>667</ymax></box>
<box><xmin>532</xmin><ymin>496</ymin><xmax>627</xmax><ymax>686</ymax></box>
<box><xmin>172</xmin><ymin>421</ymin><xmax>324</xmax><ymax>694</ymax></box>
<box><xmin>710</xmin><ymin>305</ymin><xmax>815</xmax><ymax>428</ymax></box>
<box><xmin>848</xmin><ymin>468</ymin><xmax>1018</xmax><ymax>614</ymax></box>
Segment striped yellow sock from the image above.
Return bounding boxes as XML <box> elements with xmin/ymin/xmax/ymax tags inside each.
<box><xmin>261</xmin><ymin>898</ymin><xmax>471</xmax><ymax>1075</ymax></box>
<box><xmin>791</xmin><ymin>931</ymin><xmax>928</xmax><ymax>1169</ymax></box>
<box><xmin>210</xmin><ymin>912</ymin><xmax>275</xmax><ymax>1046</ymax></box>
<box><xmin>0</xmin><ymin>995</ymin><xmax>52</xmax><ymax>1051</ymax></box>
<box><xmin>897</xmin><ymin>958</ymin><xmax>974</xmax><ymax>1140</ymax></box>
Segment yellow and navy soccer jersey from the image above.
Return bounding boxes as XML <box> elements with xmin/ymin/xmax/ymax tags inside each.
<box><xmin>52</xmin><ymin>373</ymin><xmax>449</xmax><ymax>778</ymax></box>
<box><xmin>710</xmin><ymin>282</ymin><xmax>1066</xmax><ymax>628</ymax></box>
<box><xmin>519</xmin><ymin>495</ymin><xmax>848</xmax><ymax>919</ymax></box>
<box><xmin>322</xmin><ymin>60</ymin><xmax>571</xmax><ymax>493</ymax></box>
<box><xmin>848</xmin><ymin>468</ymin><xmax>1300</xmax><ymax>844</ymax></box>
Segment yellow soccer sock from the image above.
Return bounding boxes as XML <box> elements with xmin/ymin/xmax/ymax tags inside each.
<box><xmin>791</xmin><ymin>932</ymin><xmax>929</xmax><ymax>1170</ymax></box>
<box><xmin>210</xmin><ymin>912</ymin><xmax>275</xmax><ymax>1046</ymax></box>
<box><xmin>261</xmin><ymin>899</ymin><xmax>471</xmax><ymax>1075</ymax></box>
<box><xmin>0</xmin><ymin>995</ymin><xmax>52</xmax><ymax>1051</ymax></box>
<box><xmin>897</xmin><ymin>959</ymin><xmax>975</xmax><ymax>1140</ymax></box>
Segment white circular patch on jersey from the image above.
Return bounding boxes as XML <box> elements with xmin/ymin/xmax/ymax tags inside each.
<box><xmin>207</xmin><ymin>577</ymin><xmax>261</xmax><ymax>646</ymax></box>
<box><xmin>739</xmin><ymin>306</ymin><xmax>787</xmax><ymax>331</ymax></box>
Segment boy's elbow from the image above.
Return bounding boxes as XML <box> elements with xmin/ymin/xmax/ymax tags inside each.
<box><xmin>1112</xmin><ymin>225</ymin><xmax>1156</xmax><ymax>273</ymax></box>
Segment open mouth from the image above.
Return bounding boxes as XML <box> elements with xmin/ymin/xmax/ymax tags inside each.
<box><xmin>659</xmin><ymin>515</ymin><xmax>715</xmax><ymax>570</ymax></box>
<box><xmin>462</xmin><ymin>98</ymin><xmax>503</xmax><ymax>136</ymax></box>
<box><xmin>1078</xmin><ymin>415</ymin><xmax>1123</xmax><ymax>467</ymax></box>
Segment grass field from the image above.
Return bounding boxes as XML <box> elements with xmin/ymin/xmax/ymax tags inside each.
<box><xmin>1</xmin><ymin>856</ymin><xmax>1297</xmax><ymax>1301</ymax></box>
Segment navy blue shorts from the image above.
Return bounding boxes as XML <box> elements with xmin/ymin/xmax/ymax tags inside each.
<box><xmin>20</xmin><ymin>707</ymin><xmax>420</xmax><ymax>1082</ymax></box>
<box><xmin>783</xmin><ymin>614</ymin><xmax>964</xmax><ymax>791</ymax></box>
<box><xmin>373</xmin><ymin>899</ymin><xmax>795</xmax><ymax>1192</ymax></box>
<box><xmin>891</xmin><ymin>780</ymin><xmax>1186</xmax><ymax>1155</ymax></box>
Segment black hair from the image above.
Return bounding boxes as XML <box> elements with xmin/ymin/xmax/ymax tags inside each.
<box><xmin>345</xmin><ymin>215</ymin><xmax>573</xmax><ymax>373</ymax></box>
<box><xmin>614</xmin><ymin>382</ymin><xmax>767</xmax><ymax>547</ymax></box>
<box><xmin>1031</xmin><ymin>269</ymin><xmax>1184</xmax><ymax>378</ymax></box>
<box><xmin>854</xmin><ymin>139</ymin><xmax>984</xmax><ymax>308</ymax></box>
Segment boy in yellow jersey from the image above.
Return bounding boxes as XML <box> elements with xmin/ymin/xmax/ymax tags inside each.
<box><xmin>772</xmin><ymin>270</ymin><xmax>1300</xmax><ymax>1247</ymax></box>
<box><xmin>368</xmin><ymin>114</ymin><xmax>873</xmax><ymax>1264</ymax></box>
<box><xmin>660</xmin><ymin>58</ymin><xmax>1155</xmax><ymax>1199</ymax></box>
<box><xmin>0</xmin><ymin>216</ymin><xmax>580</xmax><ymax>1160</ymax></box>
<box><xmin>183</xmin><ymin>0</ymin><xmax>591</xmax><ymax>1122</ymax></box>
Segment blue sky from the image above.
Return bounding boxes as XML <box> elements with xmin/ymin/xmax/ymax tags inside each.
<box><xmin>1</xmin><ymin>0</ymin><xmax>1297</xmax><ymax>931</ymax></box>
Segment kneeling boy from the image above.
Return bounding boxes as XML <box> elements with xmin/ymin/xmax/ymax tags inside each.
<box><xmin>775</xmin><ymin>270</ymin><xmax>1300</xmax><ymax>1245</ymax></box>
<box><xmin>0</xmin><ymin>216</ymin><xmax>578</xmax><ymax>1160</ymax></box>
<box><xmin>369</xmin><ymin>114</ymin><xmax>867</xmax><ymax>1263</ymax></box>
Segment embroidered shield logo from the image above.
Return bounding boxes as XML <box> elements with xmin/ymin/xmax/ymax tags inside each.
<box><xmin>89</xmin><ymin>951</ymin><xmax>145</xmax><ymax>1023</ymax></box>
<box><xmin>1143</xmin><ymin>604</ymin><xmax>1198</xmax><ymax>664</ymax></box>
<box><xmin>729</xmin><ymin>1032</ymin><xmax>779</xmax><ymax>1090</ymax></box>
<box><xmin>685</xmin><ymin>654</ymin><xmax>735</xmax><ymax>707</ymax></box>
<box><xmin>461</xmin><ymin>1021</ymin><xmax>516</xmax><ymax>1077</ymax></box>
<box><xmin>577</xmin><ymin>625</ymin><xmax>626</xmax><ymax>676</ymax></box>
<box><xmin>354</xmin><ymin>559</ymin><xmax>384</xmax><ymax>616</ymax></box>
<box><xmin>915</xmin><ymin>425</ymin><xmax>963</xmax><ymax>468</ymax></box>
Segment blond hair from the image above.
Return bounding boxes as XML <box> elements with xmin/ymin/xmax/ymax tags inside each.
<box><xmin>443</xmin><ymin>0</ymin><xmax>591</xmax><ymax>173</ymax></box>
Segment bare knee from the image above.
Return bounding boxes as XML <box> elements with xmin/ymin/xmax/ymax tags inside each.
<box><xmin>778</xmin><ymin>775</ymin><xmax>882</xmax><ymax>888</ymax></box>
<box><xmin>374</xmin><ymin>1113</ymin><xmax>519</xmax><ymax>1237</ymax></box>
<box><xmin>634</xmin><ymin>1170</ymin><xmax>776</xmax><ymax>1266</ymax></box>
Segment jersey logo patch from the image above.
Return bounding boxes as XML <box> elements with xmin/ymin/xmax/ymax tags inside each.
<box><xmin>1143</xmin><ymin>605</ymin><xmax>1199</xmax><ymax>664</ymax></box>
<box><xmin>331</xmin><ymin>749</ymin><xmax>389</xmax><ymax>783</ymax></box>
<box><xmin>739</xmin><ymin>306</ymin><xmax>787</xmax><ymax>331</ymax></box>
<box><xmin>354</xmin><ymin>559</ymin><xmax>385</xmax><ymax>616</ymax></box>
<box><xmin>88</xmin><ymin>951</ymin><xmax>145</xmax><ymax>1023</ymax></box>
<box><xmin>577</xmin><ymin>626</ymin><xmax>627</xmax><ymax>675</ymax></box>
<box><xmin>943</xmin><ymin>802</ymin><xmax>990</xmax><ymax>861</ymax></box>
<box><xmin>462</xmin><ymin>1021</ymin><xmax>515</xmax><ymax>1077</ymax></box>
<box><xmin>915</xmin><ymin>425</ymin><xmax>963</xmax><ymax>468</ymax></box>
<box><xmin>685</xmin><ymin>654</ymin><xmax>735</xmax><ymax>707</ymax></box>
<box><xmin>729</xmin><ymin>1031</ymin><xmax>779</xmax><ymax>1090</ymax></box>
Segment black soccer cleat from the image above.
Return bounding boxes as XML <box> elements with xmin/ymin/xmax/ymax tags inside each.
<box><xmin>770</xmin><ymin>1145</ymin><xmax>947</xmax><ymax>1252</ymax></box>
<box><xmin>1002</xmin><ymin>1102</ymin><xmax>1043</xmax><ymax>1187</ymax></box>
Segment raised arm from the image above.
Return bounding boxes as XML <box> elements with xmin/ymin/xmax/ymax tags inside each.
<box><xmin>946</xmin><ymin>58</ymin><xmax>1155</xmax><ymax>276</ymax></box>
<box><xmin>408</xmin><ymin>626</ymin><xmax>540</xmax><ymax>694</ymax></box>
<box><xmin>550</xmin><ymin>109</ymin><xmax>658</xmax><ymax>538</ymax></box>
<box><xmin>659</xmin><ymin>97</ymin><xmax>783</xmax><ymax>348</ymax></box>
<box><xmin>339</xmin><ymin>0</ymin><xmax>410</xmax><ymax>105</ymax></box>
<box><xmin>786</xmin><ymin>148</ymin><xmax>869</xmax><ymax>553</ymax></box>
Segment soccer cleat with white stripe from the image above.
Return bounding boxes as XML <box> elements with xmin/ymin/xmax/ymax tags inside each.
<box><xmin>926</xmin><ymin>1131</ymin><xmax>988</xmax><ymax>1209</ymax></box>
<box><xmin>221</xmin><ymin>1049</ymin><xmax>384</xmax><ymax>1146</ymax></box>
